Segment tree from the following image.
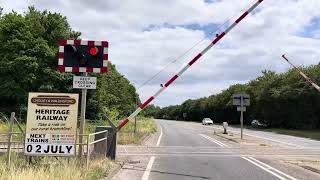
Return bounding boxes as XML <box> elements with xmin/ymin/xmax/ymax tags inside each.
<box><xmin>0</xmin><ymin>7</ymin><xmax>80</xmax><ymax>113</ymax></box>
<box><xmin>0</xmin><ymin>7</ymin><xmax>139</xmax><ymax>121</ymax></box>
<box><xmin>153</xmin><ymin>67</ymin><xmax>320</xmax><ymax>130</ymax></box>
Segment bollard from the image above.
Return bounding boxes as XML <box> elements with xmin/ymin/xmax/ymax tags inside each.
<box><xmin>106</xmin><ymin>126</ymin><xmax>117</xmax><ymax>160</ymax></box>
<box><xmin>94</xmin><ymin>126</ymin><xmax>108</xmax><ymax>156</ymax></box>
<box><xmin>223</xmin><ymin>122</ymin><xmax>228</xmax><ymax>134</ymax></box>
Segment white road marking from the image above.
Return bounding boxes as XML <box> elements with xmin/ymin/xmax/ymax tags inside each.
<box><xmin>141</xmin><ymin>125</ymin><xmax>162</xmax><ymax>180</ymax></box>
<box><xmin>242</xmin><ymin>157</ymin><xmax>297</xmax><ymax>180</ymax></box>
<box><xmin>248</xmin><ymin>157</ymin><xmax>298</xmax><ymax>180</ymax></box>
<box><xmin>199</xmin><ymin>134</ymin><xmax>228</xmax><ymax>147</ymax></box>
<box><xmin>141</xmin><ymin>156</ymin><xmax>155</xmax><ymax>180</ymax></box>
<box><xmin>156</xmin><ymin>125</ymin><xmax>163</xmax><ymax>147</ymax></box>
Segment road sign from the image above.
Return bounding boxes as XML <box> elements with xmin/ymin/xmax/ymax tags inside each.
<box><xmin>58</xmin><ymin>39</ymin><xmax>108</xmax><ymax>73</ymax></box>
<box><xmin>73</xmin><ymin>76</ymin><xmax>97</xmax><ymax>89</ymax></box>
<box><xmin>25</xmin><ymin>93</ymin><xmax>79</xmax><ymax>156</ymax></box>
<box><xmin>237</xmin><ymin>106</ymin><xmax>246</xmax><ymax>112</ymax></box>
<box><xmin>232</xmin><ymin>94</ymin><xmax>250</xmax><ymax>106</ymax></box>
<box><xmin>232</xmin><ymin>93</ymin><xmax>250</xmax><ymax>140</ymax></box>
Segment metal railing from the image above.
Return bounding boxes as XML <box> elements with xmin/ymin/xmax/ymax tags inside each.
<box><xmin>0</xmin><ymin>112</ymin><xmax>110</xmax><ymax>168</ymax></box>
<box><xmin>76</xmin><ymin>130</ymin><xmax>109</xmax><ymax>168</ymax></box>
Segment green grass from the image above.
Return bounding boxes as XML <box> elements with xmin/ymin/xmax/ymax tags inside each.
<box><xmin>0</xmin><ymin>120</ymin><xmax>25</xmax><ymax>142</ymax></box>
<box><xmin>116</xmin><ymin>117</ymin><xmax>157</xmax><ymax>145</ymax></box>
<box><xmin>84</xmin><ymin>116</ymin><xmax>157</xmax><ymax>145</ymax></box>
<box><xmin>0</xmin><ymin>152</ymin><xmax>112</xmax><ymax>180</ymax></box>
<box><xmin>228</xmin><ymin>123</ymin><xmax>320</xmax><ymax>141</ymax></box>
<box><xmin>264</xmin><ymin>128</ymin><xmax>320</xmax><ymax>141</ymax></box>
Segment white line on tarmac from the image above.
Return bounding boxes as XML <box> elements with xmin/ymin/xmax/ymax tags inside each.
<box><xmin>248</xmin><ymin>157</ymin><xmax>298</xmax><ymax>180</ymax></box>
<box><xmin>242</xmin><ymin>157</ymin><xmax>297</xmax><ymax>180</ymax></box>
<box><xmin>141</xmin><ymin>156</ymin><xmax>155</xmax><ymax>180</ymax></box>
<box><xmin>199</xmin><ymin>134</ymin><xmax>228</xmax><ymax>147</ymax></box>
<box><xmin>141</xmin><ymin>125</ymin><xmax>162</xmax><ymax>180</ymax></box>
<box><xmin>156</xmin><ymin>125</ymin><xmax>163</xmax><ymax>147</ymax></box>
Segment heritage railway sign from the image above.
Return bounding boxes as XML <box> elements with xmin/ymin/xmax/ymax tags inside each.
<box><xmin>25</xmin><ymin>92</ymin><xmax>79</xmax><ymax>156</ymax></box>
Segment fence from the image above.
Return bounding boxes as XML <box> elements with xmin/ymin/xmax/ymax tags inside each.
<box><xmin>77</xmin><ymin>130</ymin><xmax>108</xmax><ymax>168</ymax></box>
<box><xmin>0</xmin><ymin>112</ymin><xmax>110</xmax><ymax>169</ymax></box>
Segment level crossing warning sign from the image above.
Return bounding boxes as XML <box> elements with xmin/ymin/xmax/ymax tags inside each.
<box><xmin>25</xmin><ymin>92</ymin><xmax>79</xmax><ymax>156</ymax></box>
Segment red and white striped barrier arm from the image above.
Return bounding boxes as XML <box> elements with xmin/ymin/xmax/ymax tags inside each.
<box><xmin>118</xmin><ymin>0</ymin><xmax>264</xmax><ymax>130</ymax></box>
<box><xmin>282</xmin><ymin>54</ymin><xmax>320</xmax><ymax>93</ymax></box>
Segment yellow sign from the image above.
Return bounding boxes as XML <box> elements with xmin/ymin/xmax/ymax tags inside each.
<box><xmin>25</xmin><ymin>92</ymin><xmax>79</xmax><ymax>156</ymax></box>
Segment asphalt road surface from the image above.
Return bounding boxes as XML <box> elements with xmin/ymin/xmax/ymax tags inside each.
<box><xmin>113</xmin><ymin>119</ymin><xmax>320</xmax><ymax>180</ymax></box>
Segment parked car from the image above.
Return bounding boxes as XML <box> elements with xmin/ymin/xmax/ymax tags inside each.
<box><xmin>251</xmin><ymin>119</ymin><xmax>267</xmax><ymax>128</ymax></box>
<box><xmin>202</xmin><ymin>118</ymin><xmax>213</xmax><ymax>125</ymax></box>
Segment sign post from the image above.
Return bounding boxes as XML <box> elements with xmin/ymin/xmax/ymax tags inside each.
<box><xmin>58</xmin><ymin>39</ymin><xmax>109</xmax><ymax>157</ymax></box>
<box><xmin>240</xmin><ymin>96</ymin><xmax>244</xmax><ymax>139</ymax></box>
<box><xmin>25</xmin><ymin>93</ymin><xmax>78</xmax><ymax>156</ymax></box>
<box><xmin>78</xmin><ymin>72</ymin><xmax>87</xmax><ymax>157</ymax></box>
<box><xmin>232</xmin><ymin>94</ymin><xmax>250</xmax><ymax>139</ymax></box>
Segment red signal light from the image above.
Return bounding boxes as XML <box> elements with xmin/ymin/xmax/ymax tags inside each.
<box><xmin>89</xmin><ymin>47</ymin><xmax>99</xmax><ymax>56</ymax></box>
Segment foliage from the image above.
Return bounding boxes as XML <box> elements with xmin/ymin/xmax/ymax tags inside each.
<box><xmin>0</xmin><ymin>7</ymin><xmax>138</xmax><ymax>120</ymax></box>
<box><xmin>149</xmin><ymin>66</ymin><xmax>320</xmax><ymax>129</ymax></box>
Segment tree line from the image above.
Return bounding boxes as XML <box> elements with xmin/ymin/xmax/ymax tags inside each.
<box><xmin>0</xmin><ymin>7</ymin><xmax>138</xmax><ymax>121</ymax></box>
<box><xmin>145</xmin><ymin>66</ymin><xmax>320</xmax><ymax>130</ymax></box>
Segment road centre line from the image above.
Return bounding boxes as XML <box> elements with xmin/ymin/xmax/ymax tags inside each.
<box><xmin>242</xmin><ymin>157</ymin><xmax>297</xmax><ymax>180</ymax></box>
<box><xmin>156</xmin><ymin>125</ymin><xmax>163</xmax><ymax>147</ymax></box>
<box><xmin>141</xmin><ymin>156</ymin><xmax>155</xmax><ymax>180</ymax></box>
<box><xmin>199</xmin><ymin>134</ymin><xmax>228</xmax><ymax>147</ymax></box>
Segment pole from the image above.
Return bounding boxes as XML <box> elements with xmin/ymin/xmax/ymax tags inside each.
<box><xmin>134</xmin><ymin>95</ymin><xmax>137</xmax><ymax>133</ymax></box>
<box><xmin>117</xmin><ymin>0</ymin><xmax>264</xmax><ymax>130</ymax></box>
<box><xmin>282</xmin><ymin>54</ymin><xmax>320</xmax><ymax>93</ymax></box>
<box><xmin>240</xmin><ymin>96</ymin><xmax>243</xmax><ymax>139</ymax></box>
<box><xmin>6</xmin><ymin>112</ymin><xmax>15</xmax><ymax>167</ymax></box>
<box><xmin>79</xmin><ymin>72</ymin><xmax>88</xmax><ymax>157</ymax></box>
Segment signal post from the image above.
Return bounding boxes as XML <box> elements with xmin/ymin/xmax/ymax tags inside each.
<box><xmin>58</xmin><ymin>39</ymin><xmax>109</xmax><ymax>156</ymax></box>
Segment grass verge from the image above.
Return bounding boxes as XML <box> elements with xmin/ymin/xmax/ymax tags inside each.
<box><xmin>116</xmin><ymin>117</ymin><xmax>157</xmax><ymax>145</ymax></box>
<box><xmin>228</xmin><ymin>124</ymin><xmax>320</xmax><ymax>141</ymax></box>
<box><xmin>85</xmin><ymin>116</ymin><xmax>157</xmax><ymax>145</ymax></box>
<box><xmin>0</xmin><ymin>152</ymin><xmax>113</xmax><ymax>180</ymax></box>
<box><xmin>263</xmin><ymin>128</ymin><xmax>320</xmax><ymax>141</ymax></box>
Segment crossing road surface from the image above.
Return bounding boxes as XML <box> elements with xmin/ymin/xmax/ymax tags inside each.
<box><xmin>112</xmin><ymin>119</ymin><xmax>320</xmax><ymax>180</ymax></box>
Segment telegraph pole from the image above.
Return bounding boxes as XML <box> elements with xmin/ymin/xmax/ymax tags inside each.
<box><xmin>282</xmin><ymin>54</ymin><xmax>320</xmax><ymax>93</ymax></box>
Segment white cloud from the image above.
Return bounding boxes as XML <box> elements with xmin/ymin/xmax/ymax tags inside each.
<box><xmin>1</xmin><ymin>0</ymin><xmax>320</xmax><ymax>107</ymax></box>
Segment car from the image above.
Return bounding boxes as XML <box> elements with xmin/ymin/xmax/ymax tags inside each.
<box><xmin>251</xmin><ymin>119</ymin><xmax>267</xmax><ymax>128</ymax></box>
<box><xmin>202</xmin><ymin>118</ymin><xmax>213</xmax><ymax>125</ymax></box>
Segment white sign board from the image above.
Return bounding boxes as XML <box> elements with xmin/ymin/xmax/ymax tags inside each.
<box><xmin>73</xmin><ymin>76</ymin><xmax>97</xmax><ymax>89</ymax></box>
<box><xmin>25</xmin><ymin>93</ymin><xmax>79</xmax><ymax>156</ymax></box>
<box><xmin>232</xmin><ymin>94</ymin><xmax>250</xmax><ymax>106</ymax></box>
<box><xmin>237</xmin><ymin>106</ymin><xmax>246</xmax><ymax>112</ymax></box>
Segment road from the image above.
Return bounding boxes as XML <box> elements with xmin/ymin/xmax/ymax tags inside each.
<box><xmin>112</xmin><ymin>119</ymin><xmax>320</xmax><ymax>180</ymax></box>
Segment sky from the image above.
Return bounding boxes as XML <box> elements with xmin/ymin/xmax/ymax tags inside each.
<box><xmin>1</xmin><ymin>0</ymin><xmax>320</xmax><ymax>107</ymax></box>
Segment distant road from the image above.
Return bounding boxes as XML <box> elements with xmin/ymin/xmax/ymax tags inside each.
<box><xmin>114</xmin><ymin>119</ymin><xmax>320</xmax><ymax>180</ymax></box>
<box><xmin>147</xmin><ymin>120</ymin><xmax>283</xmax><ymax>180</ymax></box>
